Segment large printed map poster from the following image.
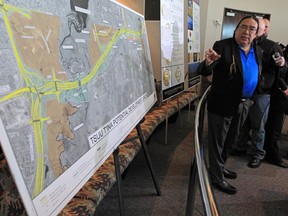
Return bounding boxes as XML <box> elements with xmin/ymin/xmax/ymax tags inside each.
<box><xmin>0</xmin><ymin>0</ymin><xmax>156</xmax><ymax>215</ymax></box>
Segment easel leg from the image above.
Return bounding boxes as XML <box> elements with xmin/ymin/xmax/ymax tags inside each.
<box><xmin>113</xmin><ymin>147</ymin><xmax>125</xmax><ymax>216</ymax></box>
<box><xmin>136</xmin><ymin>124</ymin><xmax>161</xmax><ymax>196</ymax></box>
<box><xmin>177</xmin><ymin>96</ymin><xmax>183</xmax><ymax>128</ymax></box>
<box><xmin>165</xmin><ymin>99</ymin><xmax>170</xmax><ymax>145</ymax></box>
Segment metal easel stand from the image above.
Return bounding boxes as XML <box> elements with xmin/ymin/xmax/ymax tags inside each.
<box><xmin>136</xmin><ymin>122</ymin><xmax>161</xmax><ymax>196</ymax></box>
<box><xmin>113</xmin><ymin>118</ymin><xmax>161</xmax><ymax>216</ymax></box>
<box><xmin>113</xmin><ymin>147</ymin><xmax>125</xmax><ymax>216</ymax></box>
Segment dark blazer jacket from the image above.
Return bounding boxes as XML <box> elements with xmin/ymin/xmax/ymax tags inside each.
<box><xmin>198</xmin><ymin>38</ymin><xmax>263</xmax><ymax>117</ymax></box>
<box><xmin>257</xmin><ymin>35</ymin><xmax>287</xmax><ymax>94</ymax></box>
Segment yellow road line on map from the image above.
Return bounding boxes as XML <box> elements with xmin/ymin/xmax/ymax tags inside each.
<box><xmin>82</xmin><ymin>29</ymin><xmax>124</xmax><ymax>86</ymax></box>
<box><xmin>32</xmin><ymin>98</ymin><xmax>44</xmax><ymax>196</ymax></box>
<box><xmin>3</xmin><ymin>3</ymin><xmax>31</xmax><ymax>19</ymax></box>
<box><xmin>0</xmin><ymin>87</ymin><xmax>30</xmax><ymax>102</ymax></box>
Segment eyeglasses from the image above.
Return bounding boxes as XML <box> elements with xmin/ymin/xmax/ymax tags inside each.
<box><xmin>238</xmin><ymin>25</ymin><xmax>257</xmax><ymax>33</ymax></box>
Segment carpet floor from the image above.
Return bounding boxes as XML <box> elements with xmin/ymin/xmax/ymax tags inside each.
<box><xmin>95</xmin><ymin>107</ymin><xmax>288</xmax><ymax>216</ymax></box>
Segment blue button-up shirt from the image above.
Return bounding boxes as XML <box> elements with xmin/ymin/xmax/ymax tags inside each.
<box><xmin>240</xmin><ymin>47</ymin><xmax>258</xmax><ymax>98</ymax></box>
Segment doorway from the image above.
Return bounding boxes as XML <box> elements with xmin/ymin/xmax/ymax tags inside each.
<box><xmin>221</xmin><ymin>8</ymin><xmax>270</xmax><ymax>39</ymax></box>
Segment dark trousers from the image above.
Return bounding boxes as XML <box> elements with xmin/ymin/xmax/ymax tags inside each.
<box><xmin>208</xmin><ymin>112</ymin><xmax>240</xmax><ymax>183</ymax></box>
<box><xmin>208</xmin><ymin>100</ymin><xmax>252</xmax><ymax>183</ymax></box>
<box><xmin>264</xmin><ymin>95</ymin><xmax>288</xmax><ymax>164</ymax></box>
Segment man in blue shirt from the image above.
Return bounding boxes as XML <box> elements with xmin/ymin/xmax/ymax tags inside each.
<box><xmin>198</xmin><ymin>16</ymin><xmax>262</xmax><ymax>194</ymax></box>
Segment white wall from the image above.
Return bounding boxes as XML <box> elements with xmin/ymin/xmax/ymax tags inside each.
<box><xmin>200</xmin><ymin>0</ymin><xmax>288</xmax><ymax>59</ymax></box>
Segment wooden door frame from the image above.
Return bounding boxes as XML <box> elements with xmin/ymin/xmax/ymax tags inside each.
<box><xmin>221</xmin><ymin>8</ymin><xmax>271</xmax><ymax>39</ymax></box>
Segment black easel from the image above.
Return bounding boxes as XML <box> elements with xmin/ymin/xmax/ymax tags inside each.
<box><xmin>113</xmin><ymin>147</ymin><xmax>125</xmax><ymax>216</ymax></box>
<box><xmin>136</xmin><ymin>122</ymin><xmax>161</xmax><ymax>196</ymax></box>
<box><xmin>113</xmin><ymin>118</ymin><xmax>161</xmax><ymax>216</ymax></box>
